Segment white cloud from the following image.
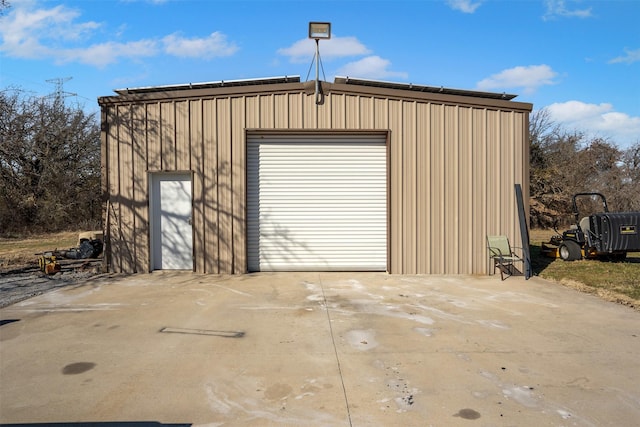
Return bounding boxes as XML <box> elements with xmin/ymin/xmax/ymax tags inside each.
<box><xmin>446</xmin><ymin>0</ymin><xmax>483</xmax><ymax>13</ymax></box>
<box><xmin>476</xmin><ymin>64</ymin><xmax>558</xmax><ymax>94</ymax></box>
<box><xmin>609</xmin><ymin>48</ymin><xmax>640</xmax><ymax>65</ymax></box>
<box><xmin>336</xmin><ymin>56</ymin><xmax>408</xmax><ymax>80</ymax></box>
<box><xmin>60</xmin><ymin>40</ymin><xmax>158</xmax><ymax>67</ymax></box>
<box><xmin>278</xmin><ymin>35</ymin><xmax>371</xmax><ymax>63</ymax></box>
<box><xmin>543</xmin><ymin>0</ymin><xmax>592</xmax><ymax>20</ymax></box>
<box><xmin>0</xmin><ymin>3</ymin><xmax>101</xmax><ymax>59</ymax></box>
<box><xmin>546</xmin><ymin>101</ymin><xmax>640</xmax><ymax>147</ymax></box>
<box><xmin>0</xmin><ymin>2</ymin><xmax>238</xmax><ymax>67</ymax></box>
<box><xmin>163</xmin><ymin>32</ymin><xmax>238</xmax><ymax>59</ymax></box>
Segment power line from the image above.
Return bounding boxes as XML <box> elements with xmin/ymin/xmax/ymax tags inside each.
<box><xmin>45</xmin><ymin>77</ymin><xmax>77</xmax><ymax>102</ymax></box>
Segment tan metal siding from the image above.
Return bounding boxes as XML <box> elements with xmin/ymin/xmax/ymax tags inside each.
<box><xmin>147</xmin><ymin>103</ymin><xmax>161</xmax><ymax>171</ymax></box>
<box><xmin>402</xmin><ymin>101</ymin><xmax>417</xmax><ymax>273</ymax></box>
<box><xmin>105</xmin><ymin>106</ymin><xmax>118</xmax><ymax>272</ymax></box>
<box><xmin>160</xmin><ymin>102</ymin><xmax>175</xmax><ymax>170</ymax></box>
<box><xmin>132</xmin><ymin>104</ymin><xmax>149</xmax><ymax>273</ymax></box>
<box><xmin>288</xmin><ymin>93</ymin><xmax>303</xmax><ymax>128</ymax></box>
<box><xmin>259</xmin><ymin>95</ymin><xmax>274</xmax><ymax>129</ymax></box>
<box><xmin>389</xmin><ymin>100</ymin><xmax>403</xmax><ymax>273</ymax></box>
<box><xmin>176</xmin><ymin>101</ymin><xmax>190</xmax><ymax>171</ymax></box>
<box><xmin>416</xmin><ymin>103</ymin><xmax>431</xmax><ymax>272</ymax></box>
<box><xmin>100</xmin><ymin>82</ymin><xmax>530</xmax><ymax>275</ymax></box>
<box><xmin>429</xmin><ymin>104</ymin><xmax>445</xmax><ymax>273</ymax></box>
<box><xmin>190</xmin><ymin>99</ymin><xmax>205</xmax><ymax>273</ymax></box>
<box><xmin>471</xmin><ymin>109</ymin><xmax>488</xmax><ymax>273</ymax></box>
<box><xmin>203</xmin><ymin>99</ymin><xmax>220</xmax><ymax>273</ymax></box>
<box><xmin>231</xmin><ymin>97</ymin><xmax>246</xmax><ymax>273</ymax></box>
<box><xmin>359</xmin><ymin>96</ymin><xmax>374</xmax><ymax>129</ymax></box>
<box><xmin>217</xmin><ymin>98</ymin><xmax>233</xmax><ymax>273</ymax></box>
<box><xmin>117</xmin><ymin>104</ymin><xmax>135</xmax><ymax>272</ymax></box>
<box><xmin>274</xmin><ymin>94</ymin><xmax>287</xmax><ymax>128</ymax></box>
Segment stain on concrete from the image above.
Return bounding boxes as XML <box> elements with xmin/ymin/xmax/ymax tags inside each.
<box><xmin>264</xmin><ymin>383</ymin><xmax>293</xmax><ymax>401</ymax></box>
<box><xmin>454</xmin><ymin>408</ymin><xmax>481</xmax><ymax>419</ymax></box>
<box><xmin>62</xmin><ymin>362</ymin><xmax>96</xmax><ymax>375</ymax></box>
<box><xmin>345</xmin><ymin>329</ymin><xmax>378</xmax><ymax>350</ymax></box>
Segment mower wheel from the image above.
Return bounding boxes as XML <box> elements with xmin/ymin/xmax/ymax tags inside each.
<box><xmin>559</xmin><ymin>241</ymin><xmax>582</xmax><ymax>261</ymax></box>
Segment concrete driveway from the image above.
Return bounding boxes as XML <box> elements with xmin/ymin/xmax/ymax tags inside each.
<box><xmin>1</xmin><ymin>272</ymin><xmax>639</xmax><ymax>426</ymax></box>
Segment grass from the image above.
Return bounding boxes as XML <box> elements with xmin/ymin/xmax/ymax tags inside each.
<box><xmin>530</xmin><ymin>229</ymin><xmax>640</xmax><ymax>310</ymax></box>
<box><xmin>0</xmin><ymin>231</ymin><xmax>79</xmax><ymax>268</ymax></box>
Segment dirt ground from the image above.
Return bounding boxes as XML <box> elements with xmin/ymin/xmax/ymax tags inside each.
<box><xmin>0</xmin><ymin>231</ymin><xmax>104</xmax><ymax>308</ymax></box>
<box><xmin>0</xmin><ymin>259</ymin><xmax>104</xmax><ymax>308</ymax></box>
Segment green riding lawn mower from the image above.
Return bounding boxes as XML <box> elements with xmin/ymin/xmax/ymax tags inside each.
<box><xmin>542</xmin><ymin>193</ymin><xmax>640</xmax><ymax>261</ymax></box>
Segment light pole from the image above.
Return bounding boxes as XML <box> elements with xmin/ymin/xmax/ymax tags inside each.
<box><xmin>308</xmin><ymin>22</ymin><xmax>331</xmax><ymax>105</ymax></box>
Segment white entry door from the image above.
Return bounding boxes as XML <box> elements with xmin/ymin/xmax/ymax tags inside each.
<box><xmin>150</xmin><ymin>173</ymin><xmax>193</xmax><ymax>270</ymax></box>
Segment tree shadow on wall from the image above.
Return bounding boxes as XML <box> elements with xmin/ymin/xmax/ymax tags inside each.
<box><xmin>104</xmin><ymin>102</ymin><xmax>310</xmax><ymax>274</ymax></box>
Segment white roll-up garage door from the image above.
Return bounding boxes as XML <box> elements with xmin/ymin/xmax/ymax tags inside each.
<box><xmin>247</xmin><ymin>134</ymin><xmax>387</xmax><ymax>271</ymax></box>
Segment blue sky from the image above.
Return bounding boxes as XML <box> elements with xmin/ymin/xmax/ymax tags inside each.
<box><xmin>1</xmin><ymin>0</ymin><xmax>639</xmax><ymax>148</ymax></box>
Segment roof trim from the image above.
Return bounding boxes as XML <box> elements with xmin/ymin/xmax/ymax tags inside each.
<box><xmin>334</xmin><ymin>76</ymin><xmax>518</xmax><ymax>101</ymax></box>
<box><xmin>98</xmin><ymin>75</ymin><xmax>531</xmax><ymax>112</ymax></box>
<box><xmin>113</xmin><ymin>75</ymin><xmax>301</xmax><ymax>95</ymax></box>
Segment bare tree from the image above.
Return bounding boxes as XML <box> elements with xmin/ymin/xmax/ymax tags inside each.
<box><xmin>528</xmin><ymin>109</ymin><xmax>639</xmax><ymax>227</ymax></box>
<box><xmin>0</xmin><ymin>1</ymin><xmax>10</xmax><ymax>15</ymax></box>
<box><xmin>0</xmin><ymin>88</ymin><xmax>101</xmax><ymax>234</ymax></box>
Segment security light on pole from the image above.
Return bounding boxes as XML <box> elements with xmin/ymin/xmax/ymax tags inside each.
<box><xmin>309</xmin><ymin>22</ymin><xmax>331</xmax><ymax>104</ymax></box>
<box><xmin>309</xmin><ymin>22</ymin><xmax>331</xmax><ymax>39</ymax></box>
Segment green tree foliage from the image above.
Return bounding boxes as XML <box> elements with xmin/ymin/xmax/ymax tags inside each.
<box><xmin>529</xmin><ymin>108</ymin><xmax>640</xmax><ymax>228</ymax></box>
<box><xmin>0</xmin><ymin>89</ymin><xmax>101</xmax><ymax>233</ymax></box>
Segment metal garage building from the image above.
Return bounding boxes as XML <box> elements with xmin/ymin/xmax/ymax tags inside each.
<box><xmin>98</xmin><ymin>76</ymin><xmax>532</xmax><ymax>275</ymax></box>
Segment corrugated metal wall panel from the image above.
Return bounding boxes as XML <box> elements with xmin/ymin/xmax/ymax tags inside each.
<box><xmin>429</xmin><ymin>104</ymin><xmax>445</xmax><ymax>273</ymax></box>
<box><xmin>147</xmin><ymin>103</ymin><xmax>161</xmax><ymax>171</ymax></box>
<box><xmin>176</xmin><ymin>101</ymin><xmax>190</xmax><ymax>171</ymax></box>
<box><xmin>101</xmin><ymin>84</ymin><xmax>530</xmax><ymax>275</ymax></box>
<box><xmin>346</xmin><ymin>95</ymin><xmax>359</xmax><ymax>129</ymax></box>
<box><xmin>302</xmin><ymin>93</ymin><xmax>317</xmax><ymax>129</ymax></box>
<box><xmin>288</xmin><ymin>93</ymin><xmax>303</xmax><ymax>128</ymax></box>
<box><xmin>459</xmin><ymin>107</ymin><xmax>474</xmax><ymax>274</ymax></box>
<box><xmin>359</xmin><ymin>96</ymin><xmax>374</xmax><ymax>129</ymax></box>
<box><xmin>389</xmin><ymin>100</ymin><xmax>403</xmax><ymax>273</ymax></box>
<box><xmin>105</xmin><ymin>106</ymin><xmax>119</xmax><ymax>272</ymax></box>
<box><xmin>202</xmin><ymin>99</ymin><xmax>219</xmax><ymax>273</ymax></box>
<box><xmin>416</xmin><ymin>103</ymin><xmax>431</xmax><ymax>272</ymax></box>
<box><xmin>259</xmin><ymin>95</ymin><xmax>274</xmax><ymax>129</ymax></box>
<box><xmin>444</xmin><ymin>105</ymin><xmax>459</xmax><ymax>273</ymax></box>
<box><xmin>331</xmin><ymin>93</ymin><xmax>346</xmax><ymax>129</ymax></box>
<box><xmin>402</xmin><ymin>102</ymin><xmax>417</xmax><ymax>273</ymax></box>
<box><xmin>217</xmin><ymin>97</ymin><xmax>233</xmax><ymax>273</ymax></box>
<box><xmin>274</xmin><ymin>93</ymin><xmax>288</xmax><ymax>128</ymax></box>
<box><xmin>190</xmin><ymin>99</ymin><xmax>205</xmax><ymax>273</ymax></box>
<box><xmin>231</xmin><ymin>97</ymin><xmax>246</xmax><ymax>273</ymax></box>
<box><xmin>132</xmin><ymin>104</ymin><xmax>149</xmax><ymax>273</ymax></box>
<box><xmin>117</xmin><ymin>104</ymin><xmax>135</xmax><ymax>273</ymax></box>
<box><xmin>160</xmin><ymin>102</ymin><xmax>175</xmax><ymax>170</ymax></box>
<box><xmin>472</xmin><ymin>109</ymin><xmax>488</xmax><ymax>273</ymax></box>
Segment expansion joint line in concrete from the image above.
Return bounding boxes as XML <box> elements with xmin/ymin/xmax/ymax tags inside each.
<box><xmin>318</xmin><ymin>273</ymin><xmax>353</xmax><ymax>427</ymax></box>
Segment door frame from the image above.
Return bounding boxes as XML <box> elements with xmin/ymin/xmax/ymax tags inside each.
<box><xmin>149</xmin><ymin>171</ymin><xmax>194</xmax><ymax>271</ymax></box>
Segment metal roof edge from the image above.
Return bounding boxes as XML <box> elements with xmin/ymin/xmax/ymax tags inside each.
<box><xmin>334</xmin><ymin>76</ymin><xmax>518</xmax><ymax>101</ymax></box>
<box><xmin>98</xmin><ymin>76</ymin><xmax>304</xmax><ymax>105</ymax></box>
<box><xmin>112</xmin><ymin>75</ymin><xmax>301</xmax><ymax>96</ymax></box>
<box><xmin>329</xmin><ymin>77</ymin><xmax>532</xmax><ymax>111</ymax></box>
